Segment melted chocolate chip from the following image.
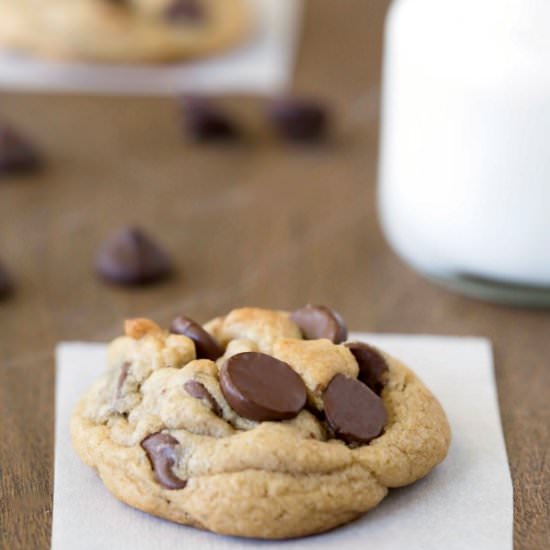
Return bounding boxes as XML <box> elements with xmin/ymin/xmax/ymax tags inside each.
<box><xmin>184</xmin><ymin>380</ymin><xmax>222</xmax><ymax>416</ymax></box>
<box><xmin>220</xmin><ymin>352</ymin><xmax>306</xmax><ymax>421</ymax></box>
<box><xmin>165</xmin><ymin>0</ymin><xmax>204</xmax><ymax>22</ymax></box>
<box><xmin>141</xmin><ymin>433</ymin><xmax>187</xmax><ymax>490</ymax></box>
<box><xmin>290</xmin><ymin>305</ymin><xmax>347</xmax><ymax>344</ymax></box>
<box><xmin>323</xmin><ymin>374</ymin><xmax>387</xmax><ymax>445</ymax></box>
<box><xmin>95</xmin><ymin>227</ymin><xmax>171</xmax><ymax>286</ymax></box>
<box><xmin>170</xmin><ymin>316</ymin><xmax>223</xmax><ymax>360</ymax></box>
<box><xmin>268</xmin><ymin>98</ymin><xmax>328</xmax><ymax>143</ymax></box>
<box><xmin>116</xmin><ymin>362</ymin><xmax>131</xmax><ymax>399</ymax></box>
<box><xmin>345</xmin><ymin>342</ymin><xmax>389</xmax><ymax>395</ymax></box>
<box><xmin>180</xmin><ymin>96</ymin><xmax>239</xmax><ymax>142</ymax></box>
<box><xmin>0</xmin><ymin>262</ymin><xmax>13</xmax><ymax>300</ymax></box>
<box><xmin>0</xmin><ymin>124</ymin><xmax>41</xmax><ymax>175</ymax></box>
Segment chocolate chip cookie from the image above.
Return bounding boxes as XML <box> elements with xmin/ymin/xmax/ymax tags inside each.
<box><xmin>71</xmin><ymin>306</ymin><xmax>451</xmax><ymax>539</ymax></box>
<box><xmin>0</xmin><ymin>0</ymin><xmax>252</xmax><ymax>62</ymax></box>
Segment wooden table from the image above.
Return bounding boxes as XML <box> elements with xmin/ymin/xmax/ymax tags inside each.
<box><xmin>0</xmin><ymin>1</ymin><xmax>548</xmax><ymax>548</ymax></box>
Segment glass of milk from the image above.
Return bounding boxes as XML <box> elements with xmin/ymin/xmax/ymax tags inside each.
<box><xmin>378</xmin><ymin>0</ymin><xmax>550</xmax><ymax>305</ymax></box>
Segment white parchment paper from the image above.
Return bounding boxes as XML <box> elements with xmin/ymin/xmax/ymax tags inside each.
<box><xmin>52</xmin><ymin>333</ymin><xmax>513</xmax><ymax>549</ymax></box>
<box><xmin>0</xmin><ymin>0</ymin><xmax>303</xmax><ymax>95</ymax></box>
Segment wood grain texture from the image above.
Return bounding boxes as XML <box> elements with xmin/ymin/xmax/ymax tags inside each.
<box><xmin>0</xmin><ymin>1</ymin><xmax>548</xmax><ymax>548</ymax></box>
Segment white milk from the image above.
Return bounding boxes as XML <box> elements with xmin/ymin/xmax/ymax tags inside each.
<box><xmin>378</xmin><ymin>0</ymin><xmax>550</xmax><ymax>301</ymax></box>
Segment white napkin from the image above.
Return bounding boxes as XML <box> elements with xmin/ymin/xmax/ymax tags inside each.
<box><xmin>52</xmin><ymin>333</ymin><xmax>513</xmax><ymax>550</ymax></box>
<box><xmin>0</xmin><ymin>0</ymin><xmax>303</xmax><ymax>95</ymax></box>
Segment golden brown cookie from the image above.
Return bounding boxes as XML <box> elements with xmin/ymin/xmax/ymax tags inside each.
<box><xmin>71</xmin><ymin>306</ymin><xmax>451</xmax><ymax>539</ymax></box>
<box><xmin>0</xmin><ymin>0</ymin><xmax>252</xmax><ymax>63</ymax></box>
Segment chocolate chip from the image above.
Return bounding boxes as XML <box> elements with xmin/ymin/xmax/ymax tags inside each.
<box><xmin>323</xmin><ymin>374</ymin><xmax>387</xmax><ymax>445</ymax></box>
<box><xmin>141</xmin><ymin>433</ymin><xmax>187</xmax><ymax>490</ymax></box>
<box><xmin>116</xmin><ymin>362</ymin><xmax>131</xmax><ymax>399</ymax></box>
<box><xmin>170</xmin><ymin>316</ymin><xmax>223</xmax><ymax>361</ymax></box>
<box><xmin>184</xmin><ymin>380</ymin><xmax>222</xmax><ymax>416</ymax></box>
<box><xmin>165</xmin><ymin>0</ymin><xmax>204</xmax><ymax>22</ymax></box>
<box><xmin>0</xmin><ymin>261</ymin><xmax>13</xmax><ymax>300</ymax></box>
<box><xmin>220</xmin><ymin>352</ymin><xmax>306</xmax><ymax>421</ymax></box>
<box><xmin>0</xmin><ymin>123</ymin><xmax>41</xmax><ymax>176</ymax></box>
<box><xmin>180</xmin><ymin>96</ymin><xmax>239</xmax><ymax>142</ymax></box>
<box><xmin>345</xmin><ymin>342</ymin><xmax>389</xmax><ymax>395</ymax></box>
<box><xmin>290</xmin><ymin>305</ymin><xmax>347</xmax><ymax>344</ymax></box>
<box><xmin>95</xmin><ymin>227</ymin><xmax>171</xmax><ymax>286</ymax></box>
<box><xmin>268</xmin><ymin>98</ymin><xmax>328</xmax><ymax>143</ymax></box>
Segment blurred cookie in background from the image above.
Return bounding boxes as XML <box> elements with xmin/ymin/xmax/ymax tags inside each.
<box><xmin>0</xmin><ymin>0</ymin><xmax>253</xmax><ymax>63</ymax></box>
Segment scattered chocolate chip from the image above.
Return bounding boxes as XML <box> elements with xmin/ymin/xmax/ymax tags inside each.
<box><xmin>184</xmin><ymin>380</ymin><xmax>222</xmax><ymax>416</ymax></box>
<box><xmin>116</xmin><ymin>362</ymin><xmax>131</xmax><ymax>399</ymax></box>
<box><xmin>220</xmin><ymin>352</ymin><xmax>306</xmax><ymax>422</ymax></box>
<box><xmin>323</xmin><ymin>374</ymin><xmax>387</xmax><ymax>445</ymax></box>
<box><xmin>165</xmin><ymin>0</ymin><xmax>204</xmax><ymax>22</ymax></box>
<box><xmin>290</xmin><ymin>304</ymin><xmax>347</xmax><ymax>344</ymax></box>
<box><xmin>0</xmin><ymin>123</ymin><xmax>41</xmax><ymax>176</ymax></box>
<box><xmin>95</xmin><ymin>227</ymin><xmax>171</xmax><ymax>286</ymax></box>
<box><xmin>180</xmin><ymin>96</ymin><xmax>239</xmax><ymax>142</ymax></box>
<box><xmin>268</xmin><ymin>98</ymin><xmax>328</xmax><ymax>143</ymax></box>
<box><xmin>345</xmin><ymin>342</ymin><xmax>389</xmax><ymax>395</ymax></box>
<box><xmin>170</xmin><ymin>316</ymin><xmax>223</xmax><ymax>360</ymax></box>
<box><xmin>141</xmin><ymin>433</ymin><xmax>187</xmax><ymax>490</ymax></box>
<box><xmin>0</xmin><ymin>261</ymin><xmax>13</xmax><ymax>300</ymax></box>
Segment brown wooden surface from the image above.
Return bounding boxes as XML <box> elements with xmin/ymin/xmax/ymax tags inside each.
<box><xmin>0</xmin><ymin>1</ymin><xmax>548</xmax><ymax>548</ymax></box>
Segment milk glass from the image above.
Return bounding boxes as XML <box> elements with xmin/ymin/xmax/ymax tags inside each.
<box><xmin>378</xmin><ymin>0</ymin><xmax>550</xmax><ymax>305</ymax></box>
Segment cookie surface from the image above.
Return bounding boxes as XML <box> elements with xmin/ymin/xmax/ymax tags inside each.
<box><xmin>71</xmin><ymin>308</ymin><xmax>451</xmax><ymax>539</ymax></box>
<box><xmin>0</xmin><ymin>0</ymin><xmax>252</xmax><ymax>62</ymax></box>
